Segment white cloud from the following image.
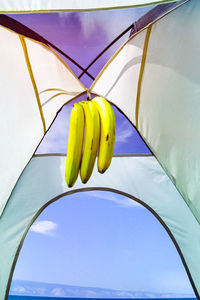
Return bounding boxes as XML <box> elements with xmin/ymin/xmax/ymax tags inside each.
<box><xmin>84</xmin><ymin>191</ymin><xmax>142</xmax><ymax>208</ymax></box>
<box><xmin>58</xmin><ymin>7</ymin><xmax>152</xmax><ymax>44</ymax></box>
<box><xmin>12</xmin><ymin>287</ymin><xmax>26</xmax><ymax>294</ymax></box>
<box><xmin>116</xmin><ymin>124</ymin><xmax>134</xmax><ymax>143</ymax></box>
<box><xmin>30</xmin><ymin>220</ymin><xmax>58</xmax><ymax>235</ymax></box>
<box><xmin>51</xmin><ymin>288</ymin><xmax>65</xmax><ymax>297</ymax></box>
<box><xmin>79</xmin><ymin>13</ymin><xmax>99</xmax><ymax>40</ymax></box>
<box><xmin>115</xmin><ymin>116</ymin><xmax>137</xmax><ymax>143</ymax></box>
<box><xmin>78</xmin><ymin>8</ymin><xmax>152</xmax><ymax>42</ymax></box>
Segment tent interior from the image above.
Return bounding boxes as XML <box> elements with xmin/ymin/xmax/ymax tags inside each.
<box><xmin>0</xmin><ymin>0</ymin><xmax>200</xmax><ymax>299</ymax></box>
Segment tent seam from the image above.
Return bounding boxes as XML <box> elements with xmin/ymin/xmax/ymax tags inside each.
<box><xmin>0</xmin><ymin>24</ymin><xmax>88</xmax><ymax>88</ymax></box>
<box><xmin>0</xmin><ymin>1</ymin><xmax>184</xmax><ymax>14</ymax></box>
<box><xmin>33</xmin><ymin>153</ymin><xmax>153</xmax><ymax>157</ymax></box>
<box><xmin>90</xmin><ymin>0</ymin><xmax>190</xmax><ymax>92</ymax></box>
<box><xmin>135</xmin><ymin>25</ymin><xmax>152</xmax><ymax>128</ymax></box>
<box><xmin>78</xmin><ymin>24</ymin><xmax>133</xmax><ymax>79</ymax></box>
<box><xmin>19</xmin><ymin>35</ymin><xmax>46</xmax><ymax>134</ymax></box>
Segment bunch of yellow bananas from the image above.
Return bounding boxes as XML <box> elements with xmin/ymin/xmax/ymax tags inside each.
<box><xmin>65</xmin><ymin>97</ymin><xmax>116</xmax><ymax>187</ymax></box>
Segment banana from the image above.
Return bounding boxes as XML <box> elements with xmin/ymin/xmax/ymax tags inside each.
<box><xmin>80</xmin><ymin>101</ymin><xmax>100</xmax><ymax>183</ymax></box>
<box><xmin>65</xmin><ymin>102</ymin><xmax>85</xmax><ymax>187</ymax></box>
<box><xmin>92</xmin><ymin>97</ymin><xmax>116</xmax><ymax>174</ymax></box>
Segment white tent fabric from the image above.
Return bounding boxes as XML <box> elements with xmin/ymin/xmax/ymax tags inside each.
<box><xmin>0</xmin><ymin>0</ymin><xmax>200</xmax><ymax>299</ymax></box>
<box><xmin>92</xmin><ymin>28</ymin><xmax>147</xmax><ymax>124</ymax></box>
<box><xmin>0</xmin><ymin>0</ymin><xmax>182</xmax><ymax>13</ymax></box>
<box><xmin>91</xmin><ymin>0</ymin><xmax>200</xmax><ymax>223</ymax></box>
<box><xmin>0</xmin><ymin>155</ymin><xmax>199</xmax><ymax>300</ymax></box>
<box><xmin>0</xmin><ymin>26</ymin><xmax>85</xmax><ymax>217</ymax></box>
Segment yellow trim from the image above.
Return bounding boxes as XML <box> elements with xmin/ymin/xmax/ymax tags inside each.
<box><xmin>43</xmin><ymin>44</ymin><xmax>86</xmax><ymax>90</ymax></box>
<box><xmin>41</xmin><ymin>91</ymin><xmax>79</xmax><ymax>107</ymax></box>
<box><xmin>90</xmin><ymin>0</ymin><xmax>190</xmax><ymax>92</ymax></box>
<box><xmin>0</xmin><ymin>0</ymin><xmax>183</xmax><ymax>14</ymax></box>
<box><xmin>19</xmin><ymin>35</ymin><xmax>46</xmax><ymax>133</ymax></box>
<box><xmin>135</xmin><ymin>25</ymin><xmax>152</xmax><ymax>128</ymax></box>
<box><xmin>0</xmin><ymin>24</ymin><xmax>86</xmax><ymax>92</ymax></box>
<box><xmin>39</xmin><ymin>88</ymin><xmax>74</xmax><ymax>94</ymax></box>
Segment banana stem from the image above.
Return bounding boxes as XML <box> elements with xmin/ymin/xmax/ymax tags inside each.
<box><xmin>87</xmin><ymin>90</ymin><xmax>91</xmax><ymax>101</ymax></box>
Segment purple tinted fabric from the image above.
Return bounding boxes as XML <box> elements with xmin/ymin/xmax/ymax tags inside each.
<box><xmin>8</xmin><ymin>8</ymin><xmax>151</xmax><ymax>86</ymax></box>
<box><xmin>6</xmin><ymin>10</ymin><xmax>152</xmax><ymax>154</ymax></box>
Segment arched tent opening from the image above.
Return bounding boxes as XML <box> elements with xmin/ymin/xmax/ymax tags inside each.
<box><xmin>1</xmin><ymin>0</ymin><xmax>200</xmax><ymax>299</ymax></box>
<box><xmin>9</xmin><ymin>189</ymin><xmax>196</xmax><ymax>298</ymax></box>
<box><xmin>1</xmin><ymin>153</ymin><xmax>200</xmax><ymax>299</ymax></box>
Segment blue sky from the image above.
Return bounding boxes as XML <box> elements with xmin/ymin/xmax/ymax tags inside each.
<box><xmin>9</xmin><ymin>8</ymin><xmax>195</xmax><ymax>297</ymax></box>
<box><xmin>13</xmin><ymin>191</ymin><xmax>194</xmax><ymax>295</ymax></box>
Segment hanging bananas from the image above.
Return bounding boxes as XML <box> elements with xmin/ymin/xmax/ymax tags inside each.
<box><xmin>65</xmin><ymin>102</ymin><xmax>85</xmax><ymax>187</ymax></box>
<box><xmin>65</xmin><ymin>97</ymin><xmax>116</xmax><ymax>187</ymax></box>
<box><xmin>80</xmin><ymin>101</ymin><xmax>100</xmax><ymax>184</ymax></box>
<box><xmin>92</xmin><ymin>97</ymin><xmax>116</xmax><ymax>174</ymax></box>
